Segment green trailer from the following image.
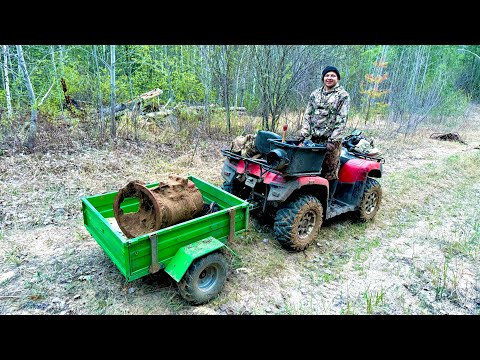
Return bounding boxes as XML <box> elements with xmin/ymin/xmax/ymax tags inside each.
<box><xmin>81</xmin><ymin>175</ymin><xmax>249</xmax><ymax>305</ymax></box>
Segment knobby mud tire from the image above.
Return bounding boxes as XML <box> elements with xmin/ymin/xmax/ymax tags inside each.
<box><xmin>221</xmin><ymin>181</ymin><xmax>233</xmax><ymax>193</ymax></box>
<box><xmin>356</xmin><ymin>178</ymin><xmax>382</xmax><ymax>221</ymax></box>
<box><xmin>177</xmin><ymin>252</ymin><xmax>228</xmax><ymax>305</ymax></box>
<box><xmin>273</xmin><ymin>195</ymin><xmax>323</xmax><ymax>252</ymax></box>
<box><xmin>221</xmin><ymin>179</ymin><xmax>243</xmax><ymax>197</ymax></box>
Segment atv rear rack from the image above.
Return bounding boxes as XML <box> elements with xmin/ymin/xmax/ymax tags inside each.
<box><xmin>221</xmin><ymin>149</ymin><xmax>324</xmax><ymax>177</ymax></box>
<box><xmin>221</xmin><ymin>149</ymin><xmax>282</xmax><ymax>176</ymax></box>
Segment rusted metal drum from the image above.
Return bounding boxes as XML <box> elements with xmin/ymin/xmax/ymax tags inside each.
<box><xmin>113</xmin><ymin>175</ymin><xmax>204</xmax><ymax>238</ymax></box>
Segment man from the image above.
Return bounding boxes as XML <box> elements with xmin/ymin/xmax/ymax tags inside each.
<box><xmin>298</xmin><ymin>65</ymin><xmax>350</xmax><ymax>199</ymax></box>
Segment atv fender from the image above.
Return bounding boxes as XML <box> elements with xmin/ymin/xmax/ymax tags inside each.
<box><xmin>267</xmin><ymin>176</ymin><xmax>329</xmax><ymax>202</ymax></box>
<box><xmin>222</xmin><ymin>159</ymin><xmax>238</xmax><ymax>183</ymax></box>
<box><xmin>339</xmin><ymin>159</ymin><xmax>382</xmax><ymax>183</ymax></box>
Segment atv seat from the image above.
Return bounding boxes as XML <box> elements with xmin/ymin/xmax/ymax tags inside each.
<box><xmin>340</xmin><ymin>147</ymin><xmax>356</xmax><ymax>165</ymax></box>
<box><xmin>255</xmin><ymin>130</ymin><xmax>282</xmax><ymax>156</ymax></box>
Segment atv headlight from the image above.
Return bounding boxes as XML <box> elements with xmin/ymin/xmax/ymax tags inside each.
<box><xmin>267</xmin><ymin>148</ymin><xmax>289</xmax><ymax>170</ymax></box>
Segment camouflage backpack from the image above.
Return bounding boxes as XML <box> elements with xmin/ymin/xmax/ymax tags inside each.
<box><xmin>231</xmin><ymin>134</ymin><xmax>259</xmax><ymax>157</ymax></box>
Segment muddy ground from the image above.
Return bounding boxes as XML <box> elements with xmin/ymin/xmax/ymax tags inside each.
<box><xmin>1</xmin><ymin>107</ymin><xmax>479</xmax><ymax>315</ymax></box>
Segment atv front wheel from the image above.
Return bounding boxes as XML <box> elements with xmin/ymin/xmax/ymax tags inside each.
<box><xmin>356</xmin><ymin>178</ymin><xmax>382</xmax><ymax>221</ymax></box>
<box><xmin>177</xmin><ymin>251</ymin><xmax>228</xmax><ymax>305</ymax></box>
<box><xmin>274</xmin><ymin>195</ymin><xmax>323</xmax><ymax>252</ymax></box>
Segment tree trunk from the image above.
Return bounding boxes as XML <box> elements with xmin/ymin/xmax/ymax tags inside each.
<box><xmin>233</xmin><ymin>47</ymin><xmax>245</xmax><ymax>109</ymax></box>
<box><xmin>93</xmin><ymin>45</ymin><xmax>105</xmax><ymax>138</ymax></box>
<box><xmin>16</xmin><ymin>45</ymin><xmax>37</xmax><ymax>150</ymax></box>
<box><xmin>2</xmin><ymin>45</ymin><xmax>12</xmax><ymax>118</ymax></box>
<box><xmin>221</xmin><ymin>45</ymin><xmax>231</xmax><ymax>134</ymax></box>
<box><xmin>164</xmin><ymin>45</ymin><xmax>174</xmax><ymax>102</ymax></box>
<box><xmin>124</xmin><ymin>45</ymin><xmax>137</xmax><ymax>141</ymax></box>
<box><xmin>110</xmin><ymin>45</ymin><xmax>116</xmax><ymax>138</ymax></box>
<box><xmin>49</xmin><ymin>45</ymin><xmax>64</xmax><ymax>114</ymax></box>
<box><xmin>198</xmin><ymin>46</ymin><xmax>212</xmax><ymax>131</ymax></box>
<box><xmin>58</xmin><ymin>45</ymin><xmax>65</xmax><ymax>116</ymax></box>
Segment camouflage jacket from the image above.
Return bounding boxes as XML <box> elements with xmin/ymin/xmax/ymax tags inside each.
<box><xmin>300</xmin><ymin>83</ymin><xmax>350</xmax><ymax>142</ymax></box>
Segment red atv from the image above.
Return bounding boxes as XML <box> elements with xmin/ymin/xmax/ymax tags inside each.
<box><xmin>221</xmin><ymin>129</ymin><xmax>384</xmax><ymax>251</ymax></box>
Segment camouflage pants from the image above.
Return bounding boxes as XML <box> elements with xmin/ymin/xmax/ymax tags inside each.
<box><xmin>321</xmin><ymin>141</ymin><xmax>342</xmax><ymax>180</ymax></box>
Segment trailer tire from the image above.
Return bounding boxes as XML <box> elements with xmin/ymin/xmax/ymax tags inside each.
<box><xmin>178</xmin><ymin>251</ymin><xmax>228</xmax><ymax>305</ymax></box>
<box><xmin>274</xmin><ymin>194</ymin><xmax>323</xmax><ymax>252</ymax></box>
<box><xmin>356</xmin><ymin>178</ymin><xmax>382</xmax><ymax>221</ymax></box>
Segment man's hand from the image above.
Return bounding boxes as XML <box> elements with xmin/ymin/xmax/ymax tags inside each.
<box><xmin>326</xmin><ymin>141</ymin><xmax>335</xmax><ymax>151</ymax></box>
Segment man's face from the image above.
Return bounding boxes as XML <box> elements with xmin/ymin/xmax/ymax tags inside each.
<box><xmin>323</xmin><ymin>71</ymin><xmax>339</xmax><ymax>89</ymax></box>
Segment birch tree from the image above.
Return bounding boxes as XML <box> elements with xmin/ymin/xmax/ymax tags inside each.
<box><xmin>49</xmin><ymin>45</ymin><xmax>64</xmax><ymax>114</ymax></box>
<box><xmin>209</xmin><ymin>45</ymin><xmax>232</xmax><ymax>134</ymax></box>
<box><xmin>110</xmin><ymin>45</ymin><xmax>116</xmax><ymax>138</ymax></box>
<box><xmin>196</xmin><ymin>45</ymin><xmax>213</xmax><ymax>131</ymax></box>
<box><xmin>16</xmin><ymin>45</ymin><xmax>37</xmax><ymax>150</ymax></box>
<box><xmin>164</xmin><ymin>45</ymin><xmax>175</xmax><ymax>102</ymax></box>
<box><xmin>252</xmin><ymin>45</ymin><xmax>318</xmax><ymax>131</ymax></box>
<box><xmin>386</xmin><ymin>45</ymin><xmax>451</xmax><ymax>133</ymax></box>
<box><xmin>2</xmin><ymin>45</ymin><xmax>12</xmax><ymax>118</ymax></box>
<box><xmin>93</xmin><ymin>45</ymin><xmax>105</xmax><ymax>138</ymax></box>
<box><xmin>457</xmin><ymin>46</ymin><xmax>480</xmax><ymax>100</ymax></box>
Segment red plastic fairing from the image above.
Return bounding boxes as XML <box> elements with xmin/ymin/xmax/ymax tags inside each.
<box><xmin>297</xmin><ymin>176</ymin><xmax>329</xmax><ymax>187</ymax></box>
<box><xmin>235</xmin><ymin>161</ymin><xmax>286</xmax><ymax>183</ymax></box>
<box><xmin>339</xmin><ymin>159</ymin><xmax>381</xmax><ymax>182</ymax></box>
<box><xmin>235</xmin><ymin>161</ymin><xmax>261</xmax><ymax>176</ymax></box>
<box><xmin>264</xmin><ymin>172</ymin><xmax>285</xmax><ymax>184</ymax></box>
<box><xmin>235</xmin><ymin>160</ymin><xmax>246</xmax><ymax>174</ymax></box>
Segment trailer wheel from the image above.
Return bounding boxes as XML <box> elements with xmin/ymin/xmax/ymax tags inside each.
<box><xmin>356</xmin><ymin>178</ymin><xmax>382</xmax><ymax>221</ymax></box>
<box><xmin>274</xmin><ymin>195</ymin><xmax>323</xmax><ymax>252</ymax></box>
<box><xmin>178</xmin><ymin>251</ymin><xmax>228</xmax><ymax>305</ymax></box>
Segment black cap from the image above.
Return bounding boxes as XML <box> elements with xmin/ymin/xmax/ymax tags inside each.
<box><xmin>322</xmin><ymin>66</ymin><xmax>340</xmax><ymax>80</ymax></box>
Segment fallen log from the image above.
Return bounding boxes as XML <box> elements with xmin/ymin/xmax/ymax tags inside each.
<box><xmin>144</xmin><ymin>109</ymin><xmax>173</xmax><ymax>118</ymax></box>
<box><xmin>185</xmin><ymin>105</ymin><xmax>246</xmax><ymax>112</ymax></box>
<box><xmin>430</xmin><ymin>132</ymin><xmax>467</xmax><ymax>144</ymax></box>
<box><xmin>140</xmin><ymin>88</ymin><xmax>163</xmax><ymax>100</ymax></box>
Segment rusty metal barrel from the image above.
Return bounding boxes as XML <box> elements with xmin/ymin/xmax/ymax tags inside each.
<box><xmin>113</xmin><ymin>175</ymin><xmax>204</xmax><ymax>238</ymax></box>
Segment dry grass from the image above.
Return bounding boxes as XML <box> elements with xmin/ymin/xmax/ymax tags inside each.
<box><xmin>1</xmin><ymin>108</ymin><xmax>479</xmax><ymax>315</ymax></box>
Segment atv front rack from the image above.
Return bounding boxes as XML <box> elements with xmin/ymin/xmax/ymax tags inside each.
<box><xmin>347</xmin><ymin>150</ymin><xmax>385</xmax><ymax>163</ymax></box>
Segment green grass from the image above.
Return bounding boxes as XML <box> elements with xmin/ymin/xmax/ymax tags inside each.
<box><xmin>340</xmin><ymin>301</ymin><xmax>355</xmax><ymax>315</ymax></box>
<box><xmin>4</xmin><ymin>244</ymin><xmax>24</xmax><ymax>266</ymax></box>
<box><xmin>353</xmin><ymin>236</ymin><xmax>382</xmax><ymax>262</ymax></box>
<box><xmin>320</xmin><ymin>151</ymin><xmax>480</xmax><ymax>314</ymax></box>
<box><xmin>23</xmin><ymin>271</ymin><xmax>49</xmax><ymax>301</ymax></box>
<box><xmin>363</xmin><ymin>287</ymin><xmax>385</xmax><ymax>314</ymax></box>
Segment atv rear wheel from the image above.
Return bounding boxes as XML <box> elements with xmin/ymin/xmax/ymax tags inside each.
<box><xmin>356</xmin><ymin>178</ymin><xmax>382</xmax><ymax>221</ymax></box>
<box><xmin>221</xmin><ymin>179</ymin><xmax>243</xmax><ymax>197</ymax></box>
<box><xmin>273</xmin><ymin>195</ymin><xmax>323</xmax><ymax>252</ymax></box>
<box><xmin>221</xmin><ymin>180</ymin><xmax>234</xmax><ymax>193</ymax></box>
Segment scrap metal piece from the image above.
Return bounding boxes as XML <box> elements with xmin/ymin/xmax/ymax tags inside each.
<box><xmin>113</xmin><ymin>175</ymin><xmax>204</xmax><ymax>238</ymax></box>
